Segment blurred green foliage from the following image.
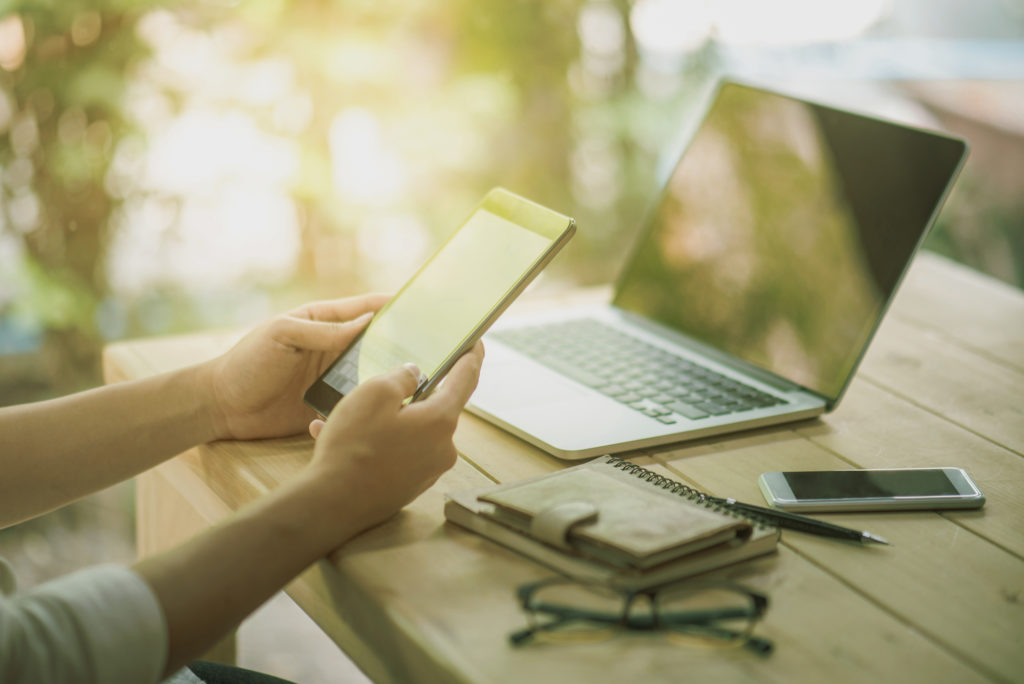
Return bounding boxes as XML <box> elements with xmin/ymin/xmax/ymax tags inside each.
<box><xmin>0</xmin><ymin>1</ymin><xmax>1020</xmax><ymax>405</ymax></box>
<box><xmin>1</xmin><ymin>1</ymin><xmax>149</xmax><ymax>397</ymax></box>
<box><xmin>0</xmin><ymin>0</ymin><xmax>699</xmax><ymax>401</ymax></box>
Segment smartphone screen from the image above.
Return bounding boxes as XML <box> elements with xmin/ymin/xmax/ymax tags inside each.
<box><xmin>783</xmin><ymin>469</ymin><xmax>960</xmax><ymax>499</ymax></box>
<box><xmin>305</xmin><ymin>189</ymin><xmax>574</xmax><ymax>415</ymax></box>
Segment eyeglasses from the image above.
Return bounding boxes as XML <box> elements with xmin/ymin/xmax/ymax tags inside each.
<box><xmin>510</xmin><ymin>578</ymin><xmax>773</xmax><ymax>656</ymax></box>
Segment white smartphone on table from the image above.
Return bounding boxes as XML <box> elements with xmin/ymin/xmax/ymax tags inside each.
<box><xmin>758</xmin><ymin>468</ymin><xmax>985</xmax><ymax>512</ymax></box>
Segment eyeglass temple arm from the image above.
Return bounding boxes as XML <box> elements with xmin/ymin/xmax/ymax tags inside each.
<box><xmin>688</xmin><ymin>624</ymin><xmax>775</xmax><ymax>656</ymax></box>
<box><xmin>508</xmin><ymin>615</ymin><xmax>576</xmax><ymax>646</ymax></box>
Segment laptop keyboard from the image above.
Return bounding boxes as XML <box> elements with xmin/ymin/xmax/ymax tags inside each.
<box><xmin>490</xmin><ymin>318</ymin><xmax>787</xmax><ymax>424</ymax></box>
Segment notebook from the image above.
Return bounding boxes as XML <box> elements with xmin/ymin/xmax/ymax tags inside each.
<box><xmin>467</xmin><ymin>80</ymin><xmax>968</xmax><ymax>459</ymax></box>
<box><xmin>444</xmin><ymin>455</ymin><xmax>778</xmax><ymax>590</ymax></box>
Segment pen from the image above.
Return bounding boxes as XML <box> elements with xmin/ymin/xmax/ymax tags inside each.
<box><xmin>710</xmin><ymin>497</ymin><xmax>890</xmax><ymax>545</ymax></box>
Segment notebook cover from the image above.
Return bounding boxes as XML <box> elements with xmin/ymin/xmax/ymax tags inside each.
<box><xmin>478</xmin><ymin>467</ymin><xmax>749</xmax><ymax>568</ymax></box>
<box><xmin>444</xmin><ymin>491</ymin><xmax>777</xmax><ymax>591</ymax></box>
<box><xmin>444</xmin><ymin>456</ymin><xmax>777</xmax><ymax>589</ymax></box>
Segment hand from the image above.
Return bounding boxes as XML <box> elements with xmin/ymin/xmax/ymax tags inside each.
<box><xmin>303</xmin><ymin>343</ymin><xmax>484</xmax><ymax>534</ymax></box>
<box><xmin>133</xmin><ymin>344</ymin><xmax>483</xmax><ymax>679</ymax></box>
<box><xmin>206</xmin><ymin>293</ymin><xmax>390</xmax><ymax>441</ymax></box>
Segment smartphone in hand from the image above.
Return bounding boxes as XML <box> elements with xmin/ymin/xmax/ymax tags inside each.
<box><xmin>304</xmin><ymin>188</ymin><xmax>576</xmax><ymax>416</ymax></box>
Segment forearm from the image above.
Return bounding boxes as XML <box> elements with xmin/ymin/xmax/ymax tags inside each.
<box><xmin>133</xmin><ymin>473</ymin><xmax>360</xmax><ymax>677</ymax></box>
<box><xmin>0</xmin><ymin>361</ymin><xmax>221</xmax><ymax>528</ymax></box>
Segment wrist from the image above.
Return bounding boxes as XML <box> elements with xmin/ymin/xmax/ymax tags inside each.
<box><xmin>148</xmin><ymin>361</ymin><xmax>226</xmax><ymax>446</ymax></box>
<box><xmin>283</xmin><ymin>468</ymin><xmax>374</xmax><ymax>556</ymax></box>
<box><xmin>194</xmin><ymin>358</ymin><xmax>233</xmax><ymax>442</ymax></box>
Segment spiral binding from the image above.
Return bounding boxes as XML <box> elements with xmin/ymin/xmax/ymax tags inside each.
<box><xmin>606</xmin><ymin>455</ymin><xmax>778</xmax><ymax>532</ymax></box>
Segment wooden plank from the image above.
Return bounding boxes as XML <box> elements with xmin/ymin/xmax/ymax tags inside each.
<box><xmin>799</xmin><ymin>378</ymin><xmax>1024</xmax><ymax>558</ymax></box>
<box><xmin>652</xmin><ymin>431</ymin><xmax>1024</xmax><ymax>684</ymax></box>
<box><xmin>454</xmin><ymin>412</ymin><xmax>566</xmax><ymax>484</ymax></box>
<box><xmin>858</xmin><ymin>315</ymin><xmax>1024</xmax><ymax>454</ymax></box>
<box><xmin>329</xmin><ymin>517</ymin><xmax>986</xmax><ymax>684</ymax></box>
<box><xmin>454</xmin><ymin>386</ymin><xmax>1023</xmax><ymax>680</ymax></box>
<box><xmin>283</xmin><ymin>458</ymin><xmax>503</xmax><ymax>684</ymax></box>
<box><xmin>283</xmin><ymin>562</ymin><xmax>397</xmax><ymax>684</ymax></box>
<box><xmin>892</xmin><ymin>253</ymin><xmax>1024</xmax><ymax>372</ymax></box>
<box><xmin>103</xmin><ymin>329</ymin><xmax>241</xmax><ymax>381</ymax></box>
<box><xmin>448</xmin><ymin>423</ymin><xmax>1011</xmax><ymax>683</ymax></box>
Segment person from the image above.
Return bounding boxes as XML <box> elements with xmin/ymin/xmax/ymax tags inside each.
<box><xmin>0</xmin><ymin>293</ymin><xmax>485</xmax><ymax>683</ymax></box>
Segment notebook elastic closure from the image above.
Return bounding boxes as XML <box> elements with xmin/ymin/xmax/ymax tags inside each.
<box><xmin>529</xmin><ymin>501</ymin><xmax>600</xmax><ymax>551</ymax></box>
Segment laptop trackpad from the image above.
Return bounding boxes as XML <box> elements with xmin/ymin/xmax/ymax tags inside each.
<box><xmin>474</xmin><ymin>357</ymin><xmax>591</xmax><ymax>411</ymax></box>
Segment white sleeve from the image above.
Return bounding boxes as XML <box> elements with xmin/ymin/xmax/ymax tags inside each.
<box><xmin>0</xmin><ymin>564</ymin><xmax>168</xmax><ymax>684</ymax></box>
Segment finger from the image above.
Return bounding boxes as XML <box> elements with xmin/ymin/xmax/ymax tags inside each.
<box><xmin>294</xmin><ymin>293</ymin><xmax>391</xmax><ymax>323</ymax></box>
<box><xmin>309</xmin><ymin>419</ymin><xmax>326</xmax><ymax>439</ymax></box>
<box><xmin>273</xmin><ymin>312</ymin><xmax>372</xmax><ymax>352</ymax></box>
<box><xmin>358</xmin><ymin>363</ymin><xmax>422</xmax><ymax>405</ymax></box>
<box><xmin>421</xmin><ymin>344</ymin><xmax>484</xmax><ymax>416</ymax></box>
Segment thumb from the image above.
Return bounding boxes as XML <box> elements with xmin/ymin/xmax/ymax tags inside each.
<box><xmin>274</xmin><ymin>312</ymin><xmax>372</xmax><ymax>352</ymax></box>
<box><xmin>359</xmin><ymin>362</ymin><xmax>422</xmax><ymax>405</ymax></box>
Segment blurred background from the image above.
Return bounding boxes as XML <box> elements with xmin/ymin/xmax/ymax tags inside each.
<box><xmin>1</xmin><ymin>0</ymin><xmax>1021</xmax><ymax>681</ymax></box>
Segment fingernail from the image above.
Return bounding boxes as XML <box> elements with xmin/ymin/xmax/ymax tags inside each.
<box><xmin>403</xmin><ymin>362</ymin><xmax>421</xmax><ymax>378</ymax></box>
<box><xmin>355</xmin><ymin>312</ymin><xmax>373</xmax><ymax>323</ymax></box>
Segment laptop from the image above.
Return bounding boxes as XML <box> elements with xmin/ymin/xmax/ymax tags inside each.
<box><xmin>467</xmin><ymin>80</ymin><xmax>968</xmax><ymax>460</ymax></box>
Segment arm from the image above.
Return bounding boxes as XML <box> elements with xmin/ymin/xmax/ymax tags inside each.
<box><xmin>0</xmin><ymin>363</ymin><xmax>218</xmax><ymax>529</ymax></box>
<box><xmin>134</xmin><ymin>347</ymin><xmax>484</xmax><ymax>677</ymax></box>
<box><xmin>0</xmin><ymin>294</ymin><xmax>388</xmax><ymax>529</ymax></box>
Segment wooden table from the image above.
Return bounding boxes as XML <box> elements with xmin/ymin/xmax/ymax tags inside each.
<box><xmin>104</xmin><ymin>252</ymin><xmax>1024</xmax><ymax>684</ymax></box>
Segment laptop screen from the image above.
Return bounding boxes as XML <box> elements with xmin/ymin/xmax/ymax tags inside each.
<box><xmin>613</xmin><ymin>82</ymin><xmax>966</xmax><ymax>402</ymax></box>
